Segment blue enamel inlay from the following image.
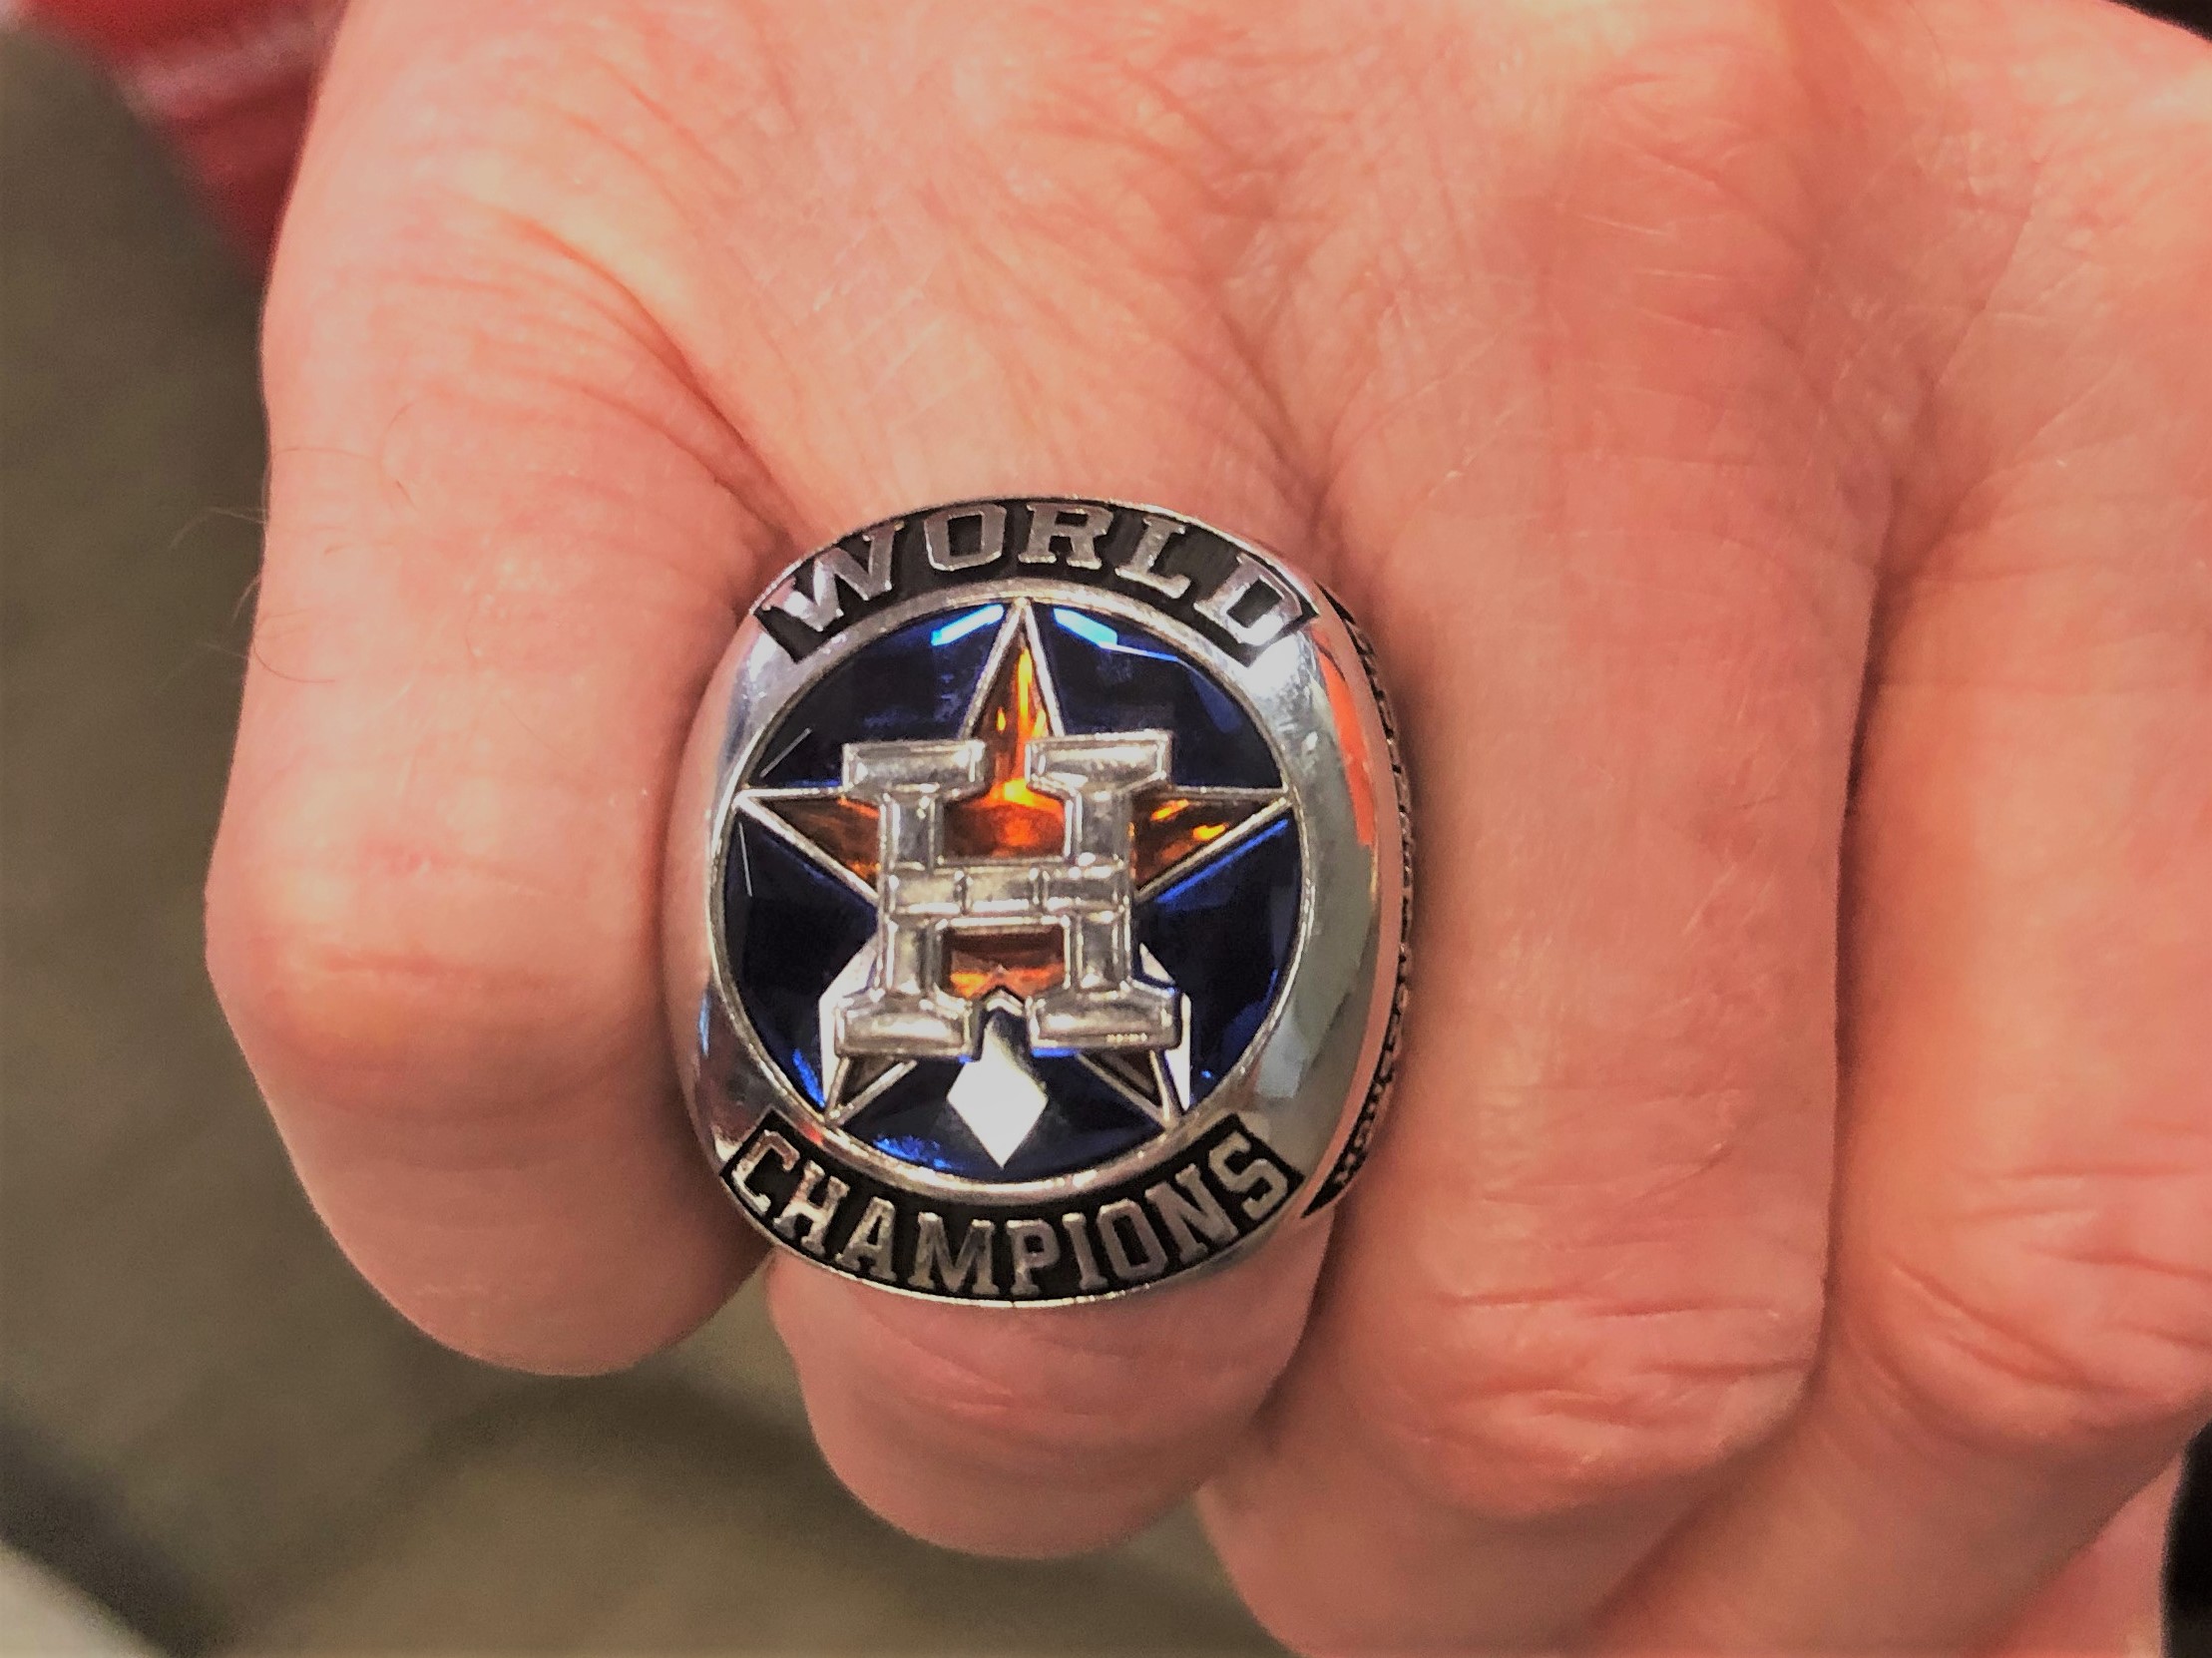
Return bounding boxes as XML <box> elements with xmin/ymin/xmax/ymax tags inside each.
<box><xmin>755</xmin><ymin>606</ymin><xmax>1003</xmax><ymax>787</ymax></box>
<box><xmin>930</xmin><ymin>603</ymin><xmax>1005</xmax><ymax>645</ymax></box>
<box><xmin>843</xmin><ymin>1051</ymin><xmax>1160</xmax><ymax>1182</ymax></box>
<box><xmin>841</xmin><ymin>1061</ymin><xmax>977</xmax><ymax>1173</ymax></box>
<box><xmin>1135</xmin><ymin>815</ymin><xmax>1300</xmax><ymax>1101</ymax></box>
<box><xmin>1039</xmin><ymin>607</ymin><xmax>1279</xmax><ymax>788</ymax></box>
<box><xmin>1019</xmin><ymin>1056</ymin><xmax>1169</xmax><ymax>1176</ymax></box>
<box><xmin>1049</xmin><ymin>608</ymin><xmax>1124</xmax><ymax>650</ymax></box>
<box><xmin>724</xmin><ymin>818</ymin><xmax>875</xmax><ymax>1105</ymax></box>
<box><xmin>728</xmin><ymin>600</ymin><xmax>1302</xmax><ymax>1181</ymax></box>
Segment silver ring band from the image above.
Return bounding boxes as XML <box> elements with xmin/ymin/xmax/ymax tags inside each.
<box><xmin>664</xmin><ymin>498</ymin><xmax>1409</xmax><ymax>1305</ymax></box>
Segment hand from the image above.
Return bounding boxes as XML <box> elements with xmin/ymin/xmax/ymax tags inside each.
<box><xmin>206</xmin><ymin>2</ymin><xmax>2212</xmax><ymax>1649</ymax></box>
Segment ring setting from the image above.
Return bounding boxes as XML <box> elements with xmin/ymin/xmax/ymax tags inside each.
<box><xmin>667</xmin><ymin>499</ymin><xmax>1408</xmax><ymax>1304</ymax></box>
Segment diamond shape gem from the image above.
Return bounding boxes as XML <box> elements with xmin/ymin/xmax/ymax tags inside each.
<box><xmin>946</xmin><ymin>1007</ymin><xmax>1051</xmax><ymax>1166</ymax></box>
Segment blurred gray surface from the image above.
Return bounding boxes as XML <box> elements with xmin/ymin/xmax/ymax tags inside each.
<box><xmin>0</xmin><ymin>30</ymin><xmax>1272</xmax><ymax>1655</ymax></box>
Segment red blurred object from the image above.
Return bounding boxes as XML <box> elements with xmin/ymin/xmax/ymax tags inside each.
<box><xmin>20</xmin><ymin>0</ymin><xmax>338</xmax><ymax>266</ymax></box>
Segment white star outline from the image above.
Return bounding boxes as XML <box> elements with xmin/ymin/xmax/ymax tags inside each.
<box><xmin>733</xmin><ymin>600</ymin><xmax>1292</xmax><ymax>1169</ymax></box>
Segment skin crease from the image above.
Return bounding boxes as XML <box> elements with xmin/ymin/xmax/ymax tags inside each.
<box><xmin>203</xmin><ymin>0</ymin><xmax>2211</xmax><ymax>1652</ymax></box>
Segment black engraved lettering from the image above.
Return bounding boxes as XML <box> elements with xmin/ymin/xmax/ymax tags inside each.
<box><xmin>725</xmin><ymin>1117</ymin><xmax>1303</xmax><ymax>1300</ymax></box>
<box><xmin>1194</xmin><ymin>553</ymin><xmax>1302</xmax><ymax>650</ymax></box>
<box><xmin>1097</xmin><ymin>1198</ymin><xmax>1168</xmax><ymax>1283</ymax></box>
<box><xmin>910</xmin><ymin>1212</ymin><xmax>1000</xmax><ymax>1297</ymax></box>
<box><xmin>833</xmin><ymin>1195</ymin><xmax>899</xmax><ymax>1282</ymax></box>
<box><xmin>1209</xmin><ymin>1129</ymin><xmax>1292</xmax><ymax>1222</ymax></box>
<box><xmin>1303</xmin><ymin>586</ymin><xmax>1411</xmax><ymax>1214</ymax></box>
<box><xmin>753</xmin><ymin>500</ymin><xmax>1314</xmax><ymax>663</ymax></box>
<box><xmin>1114</xmin><ymin>513</ymin><xmax>1192</xmax><ymax>599</ymax></box>
<box><xmin>764</xmin><ymin>522</ymin><xmax>898</xmax><ymax>631</ymax></box>
<box><xmin>723</xmin><ymin>1130</ymin><xmax>798</xmax><ymax>1215</ymax></box>
<box><xmin>1017</xmin><ymin>501</ymin><xmax>1111</xmax><ymax>568</ymax></box>
<box><xmin>772</xmin><ymin>1161</ymin><xmax>850</xmax><ymax>1255</ymax></box>
<box><xmin>1144</xmin><ymin>1166</ymin><xmax>1241</xmax><ymax>1265</ymax></box>
<box><xmin>1005</xmin><ymin>1219</ymin><xmax>1063</xmax><ymax>1298</ymax></box>
<box><xmin>1062</xmin><ymin>1211</ymin><xmax>1109</xmax><ymax>1293</ymax></box>
<box><xmin>922</xmin><ymin>503</ymin><xmax>1008</xmax><ymax>572</ymax></box>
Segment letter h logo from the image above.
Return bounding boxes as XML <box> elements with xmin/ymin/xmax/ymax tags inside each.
<box><xmin>835</xmin><ymin>731</ymin><xmax>1180</xmax><ymax>1061</ymax></box>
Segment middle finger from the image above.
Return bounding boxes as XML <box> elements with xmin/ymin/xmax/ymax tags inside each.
<box><xmin>1198</xmin><ymin>20</ymin><xmax>1906</xmax><ymax>1651</ymax></box>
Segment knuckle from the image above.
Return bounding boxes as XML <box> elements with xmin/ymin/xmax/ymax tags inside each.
<box><xmin>370</xmin><ymin>1229</ymin><xmax>735</xmax><ymax>1377</ymax></box>
<box><xmin>1863</xmin><ymin>1196</ymin><xmax>2212</xmax><ymax>1451</ymax></box>
<box><xmin>1568</xmin><ymin>2</ymin><xmax>1823</xmax><ymax>243</ymax></box>
<box><xmin>774</xmin><ymin>1251</ymin><xmax>1320</xmax><ymax>1557</ymax></box>
<box><xmin>206</xmin><ymin>796</ymin><xmax>627</xmax><ymax>1112</ymax></box>
<box><xmin>372</xmin><ymin>1284</ymin><xmax>655</xmax><ymax>1379</ymax></box>
<box><xmin>1351</xmin><ymin>1275</ymin><xmax>1821</xmax><ymax>1520</ymax></box>
<box><xmin>779</xmin><ymin>1268</ymin><xmax>1312</xmax><ymax>1558</ymax></box>
<box><xmin>840</xmin><ymin>1291</ymin><xmax>1296</xmax><ymax>1476</ymax></box>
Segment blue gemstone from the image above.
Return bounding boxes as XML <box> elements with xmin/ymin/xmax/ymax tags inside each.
<box><xmin>727</xmin><ymin>596</ymin><xmax>1300</xmax><ymax>1180</ymax></box>
<box><xmin>844</xmin><ymin>1047</ymin><xmax>1161</xmax><ymax>1180</ymax></box>
<box><xmin>1136</xmin><ymin>815</ymin><xmax>1300</xmax><ymax>1100</ymax></box>
<box><xmin>754</xmin><ymin>605</ymin><xmax>1004</xmax><ymax>787</ymax></box>
<box><xmin>1012</xmin><ymin>1056</ymin><xmax>1161</xmax><ymax>1178</ymax></box>
<box><xmin>724</xmin><ymin>819</ymin><xmax>875</xmax><ymax>1105</ymax></box>
<box><xmin>1040</xmin><ymin>607</ymin><xmax>1279</xmax><ymax>788</ymax></box>
<box><xmin>841</xmin><ymin>1060</ymin><xmax>981</xmax><ymax>1173</ymax></box>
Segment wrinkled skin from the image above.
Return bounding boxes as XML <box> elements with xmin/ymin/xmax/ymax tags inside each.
<box><xmin>205</xmin><ymin>1</ymin><xmax>2212</xmax><ymax>1650</ymax></box>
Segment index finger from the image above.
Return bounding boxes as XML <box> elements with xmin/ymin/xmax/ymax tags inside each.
<box><xmin>207</xmin><ymin>11</ymin><xmax>774</xmax><ymax>1371</ymax></box>
<box><xmin>217</xmin><ymin>1</ymin><xmax>1345</xmax><ymax>1543</ymax></box>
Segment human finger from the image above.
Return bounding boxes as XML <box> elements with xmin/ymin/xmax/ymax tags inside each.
<box><xmin>206</xmin><ymin>2</ymin><xmax>777</xmax><ymax>1371</ymax></box>
<box><xmin>1990</xmin><ymin>1464</ymin><xmax>2180</xmax><ymax>1658</ymax></box>
<box><xmin>1193</xmin><ymin>5</ymin><xmax>1919</xmax><ymax>1646</ymax></box>
<box><xmin>1594</xmin><ymin>6</ymin><xmax>2212</xmax><ymax>1646</ymax></box>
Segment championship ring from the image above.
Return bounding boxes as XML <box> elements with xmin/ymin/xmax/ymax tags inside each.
<box><xmin>666</xmin><ymin>499</ymin><xmax>1409</xmax><ymax>1304</ymax></box>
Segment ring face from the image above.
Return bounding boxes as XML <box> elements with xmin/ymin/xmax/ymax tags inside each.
<box><xmin>671</xmin><ymin>499</ymin><xmax>1408</xmax><ymax>1304</ymax></box>
<box><xmin>730</xmin><ymin>598</ymin><xmax>1302</xmax><ymax>1184</ymax></box>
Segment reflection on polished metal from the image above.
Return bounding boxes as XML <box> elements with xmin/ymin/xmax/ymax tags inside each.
<box><xmin>665</xmin><ymin>499</ymin><xmax>1410</xmax><ymax>1304</ymax></box>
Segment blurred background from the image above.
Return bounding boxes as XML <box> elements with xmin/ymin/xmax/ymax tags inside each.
<box><xmin>0</xmin><ymin>5</ymin><xmax>2206</xmax><ymax>1654</ymax></box>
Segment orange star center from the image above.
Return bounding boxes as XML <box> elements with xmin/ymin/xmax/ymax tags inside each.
<box><xmin>942</xmin><ymin>638</ymin><xmax>1064</xmax><ymax>862</ymax></box>
<box><xmin>765</xmin><ymin>625</ymin><xmax>1271</xmax><ymax>995</ymax></box>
